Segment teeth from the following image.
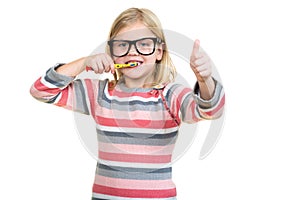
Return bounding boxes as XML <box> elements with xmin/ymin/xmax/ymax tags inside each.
<box><xmin>127</xmin><ymin>61</ymin><xmax>142</xmax><ymax>66</ymax></box>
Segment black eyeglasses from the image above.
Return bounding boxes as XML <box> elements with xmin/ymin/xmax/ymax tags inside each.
<box><xmin>108</xmin><ymin>37</ymin><xmax>162</xmax><ymax>57</ymax></box>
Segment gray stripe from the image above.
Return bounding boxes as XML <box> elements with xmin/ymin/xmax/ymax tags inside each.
<box><xmin>97</xmin><ymin>81</ymin><xmax>166</xmax><ymax>112</ymax></box>
<box><xmin>73</xmin><ymin>80</ymin><xmax>89</xmax><ymax>114</ymax></box>
<box><xmin>180</xmin><ymin>92</ymin><xmax>194</xmax><ymax>121</ymax></box>
<box><xmin>96</xmin><ymin>167</ymin><xmax>172</xmax><ymax>180</ymax></box>
<box><xmin>97</xmin><ymin>130</ymin><xmax>178</xmax><ymax>139</ymax></box>
<box><xmin>97</xmin><ymin>163</ymin><xmax>172</xmax><ymax>173</ymax></box>
<box><xmin>100</xmin><ymin>95</ymin><xmax>165</xmax><ymax>112</ymax></box>
<box><xmin>45</xmin><ymin>66</ymin><xmax>74</xmax><ymax>88</ymax></box>
<box><xmin>193</xmin><ymin>80</ymin><xmax>223</xmax><ymax>109</ymax></box>
<box><xmin>164</xmin><ymin>84</ymin><xmax>182</xmax><ymax>106</ymax></box>
<box><xmin>97</xmin><ymin>132</ymin><xmax>177</xmax><ymax>146</ymax></box>
<box><xmin>42</xmin><ymin>93</ymin><xmax>60</xmax><ymax>104</ymax></box>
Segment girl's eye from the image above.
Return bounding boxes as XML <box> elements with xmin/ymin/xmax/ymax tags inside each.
<box><xmin>114</xmin><ymin>41</ymin><xmax>128</xmax><ymax>48</ymax></box>
<box><xmin>140</xmin><ymin>42</ymin><xmax>150</xmax><ymax>46</ymax></box>
<box><xmin>137</xmin><ymin>39</ymin><xmax>154</xmax><ymax>48</ymax></box>
<box><xmin>118</xmin><ymin>42</ymin><xmax>128</xmax><ymax>47</ymax></box>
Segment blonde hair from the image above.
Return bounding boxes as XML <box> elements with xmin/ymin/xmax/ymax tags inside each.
<box><xmin>106</xmin><ymin>7</ymin><xmax>176</xmax><ymax>87</ymax></box>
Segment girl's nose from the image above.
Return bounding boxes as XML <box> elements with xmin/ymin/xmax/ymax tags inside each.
<box><xmin>127</xmin><ymin>44</ymin><xmax>139</xmax><ymax>55</ymax></box>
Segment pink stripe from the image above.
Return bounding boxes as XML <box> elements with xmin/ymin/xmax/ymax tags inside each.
<box><xmin>85</xmin><ymin>79</ymin><xmax>96</xmax><ymax>118</ymax></box>
<box><xmin>98</xmin><ymin>142</ymin><xmax>175</xmax><ymax>155</ymax></box>
<box><xmin>93</xmin><ymin>184</ymin><xmax>176</xmax><ymax>198</ymax></box>
<box><xmin>30</xmin><ymin>85</ymin><xmax>55</xmax><ymax>99</ymax></box>
<box><xmin>108</xmin><ymin>87</ymin><xmax>160</xmax><ymax>98</ymax></box>
<box><xmin>206</xmin><ymin>94</ymin><xmax>225</xmax><ymax>116</ymax></box>
<box><xmin>95</xmin><ymin>106</ymin><xmax>170</xmax><ymax>121</ymax></box>
<box><xmin>99</xmin><ymin>151</ymin><xmax>172</xmax><ymax>163</ymax></box>
<box><xmin>94</xmin><ymin>175</ymin><xmax>175</xmax><ymax>190</ymax></box>
<box><xmin>96</xmin><ymin>116</ymin><xmax>177</xmax><ymax>129</ymax></box>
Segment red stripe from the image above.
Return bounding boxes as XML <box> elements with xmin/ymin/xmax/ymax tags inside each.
<box><xmin>34</xmin><ymin>77</ymin><xmax>61</xmax><ymax>95</ymax></box>
<box><xmin>95</xmin><ymin>116</ymin><xmax>177</xmax><ymax>128</ymax></box>
<box><xmin>55</xmin><ymin>89</ymin><xmax>69</xmax><ymax>106</ymax></box>
<box><xmin>108</xmin><ymin>88</ymin><xmax>160</xmax><ymax>98</ymax></box>
<box><xmin>93</xmin><ymin>184</ymin><xmax>176</xmax><ymax>198</ymax></box>
<box><xmin>85</xmin><ymin>79</ymin><xmax>96</xmax><ymax>118</ymax></box>
<box><xmin>172</xmin><ymin>87</ymin><xmax>191</xmax><ymax>122</ymax></box>
<box><xmin>206</xmin><ymin>94</ymin><xmax>225</xmax><ymax>116</ymax></box>
<box><xmin>175</xmin><ymin>87</ymin><xmax>192</xmax><ymax>108</ymax></box>
<box><xmin>98</xmin><ymin>151</ymin><xmax>172</xmax><ymax>163</ymax></box>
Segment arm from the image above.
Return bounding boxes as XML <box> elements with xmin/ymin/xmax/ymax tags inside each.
<box><xmin>190</xmin><ymin>39</ymin><xmax>216</xmax><ymax>100</ymax></box>
<box><xmin>188</xmin><ymin>39</ymin><xmax>225</xmax><ymax>120</ymax></box>
<box><xmin>165</xmin><ymin>80</ymin><xmax>224</xmax><ymax>124</ymax></box>
<box><xmin>29</xmin><ymin>63</ymin><xmax>90</xmax><ymax>114</ymax></box>
<box><xmin>30</xmin><ymin>53</ymin><xmax>115</xmax><ymax>113</ymax></box>
<box><xmin>164</xmin><ymin>39</ymin><xmax>225</xmax><ymax>123</ymax></box>
<box><xmin>56</xmin><ymin>54</ymin><xmax>115</xmax><ymax>77</ymax></box>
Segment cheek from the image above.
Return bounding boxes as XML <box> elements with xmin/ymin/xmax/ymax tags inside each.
<box><xmin>144</xmin><ymin>55</ymin><xmax>158</xmax><ymax>64</ymax></box>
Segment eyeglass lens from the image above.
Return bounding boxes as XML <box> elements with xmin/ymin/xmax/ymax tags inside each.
<box><xmin>110</xmin><ymin>38</ymin><xmax>157</xmax><ymax>57</ymax></box>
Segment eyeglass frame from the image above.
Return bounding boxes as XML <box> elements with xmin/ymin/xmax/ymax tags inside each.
<box><xmin>107</xmin><ymin>37</ymin><xmax>163</xmax><ymax>57</ymax></box>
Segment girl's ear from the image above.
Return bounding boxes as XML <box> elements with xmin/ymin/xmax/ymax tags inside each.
<box><xmin>156</xmin><ymin>43</ymin><xmax>165</xmax><ymax>61</ymax></box>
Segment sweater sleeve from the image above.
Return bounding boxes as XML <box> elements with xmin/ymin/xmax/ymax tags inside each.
<box><xmin>165</xmin><ymin>78</ymin><xmax>225</xmax><ymax>124</ymax></box>
<box><xmin>30</xmin><ymin>64</ymin><xmax>91</xmax><ymax>115</ymax></box>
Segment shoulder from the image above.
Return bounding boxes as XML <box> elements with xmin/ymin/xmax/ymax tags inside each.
<box><xmin>78</xmin><ymin>78</ymin><xmax>110</xmax><ymax>95</ymax></box>
<box><xmin>164</xmin><ymin>82</ymin><xmax>193</xmax><ymax>95</ymax></box>
<box><xmin>162</xmin><ymin>82</ymin><xmax>193</xmax><ymax>103</ymax></box>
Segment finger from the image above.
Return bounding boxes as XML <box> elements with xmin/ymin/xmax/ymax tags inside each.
<box><xmin>194</xmin><ymin>55</ymin><xmax>209</xmax><ymax>67</ymax></box>
<box><xmin>195</xmin><ymin>64</ymin><xmax>212</xmax><ymax>77</ymax></box>
<box><xmin>91</xmin><ymin>63</ymin><xmax>99</xmax><ymax>73</ymax></box>
<box><xmin>100</xmin><ymin>54</ymin><xmax>115</xmax><ymax>73</ymax></box>
<box><xmin>110</xmin><ymin>62</ymin><xmax>115</xmax><ymax>74</ymax></box>
<box><xmin>94</xmin><ymin>56</ymin><xmax>104</xmax><ymax>74</ymax></box>
<box><xmin>191</xmin><ymin>39</ymin><xmax>201</xmax><ymax>60</ymax></box>
<box><xmin>101</xmin><ymin>55</ymin><xmax>111</xmax><ymax>73</ymax></box>
<box><xmin>105</xmin><ymin>55</ymin><xmax>115</xmax><ymax>74</ymax></box>
<box><xmin>201</xmin><ymin>70</ymin><xmax>212</xmax><ymax>78</ymax></box>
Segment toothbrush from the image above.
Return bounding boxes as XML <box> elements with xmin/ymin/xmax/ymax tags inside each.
<box><xmin>86</xmin><ymin>62</ymin><xmax>138</xmax><ymax>71</ymax></box>
<box><xmin>114</xmin><ymin>62</ymin><xmax>138</xmax><ymax>69</ymax></box>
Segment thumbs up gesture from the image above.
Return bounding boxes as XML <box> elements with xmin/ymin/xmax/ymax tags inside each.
<box><xmin>190</xmin><ymin>39</ymin><xmax>212</xmax><ymax>82</ymax></box>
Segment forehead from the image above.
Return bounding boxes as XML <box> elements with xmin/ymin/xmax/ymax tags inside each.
<box><xmin>114</xmin><ymin>22</ymin><xmax>156</xmax><ymax>40</ymax></box>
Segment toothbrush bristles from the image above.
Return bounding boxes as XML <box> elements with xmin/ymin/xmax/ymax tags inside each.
<box><xmin>130</xmin><ymin>62</ymin><xmax>138</xmax><ymax>66</ymax></box>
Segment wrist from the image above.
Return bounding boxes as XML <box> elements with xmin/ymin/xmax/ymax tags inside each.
<box><xmin>196</xmin><ymin>77</ymin><xmax>216</xmax><ymax>100</ymax></box>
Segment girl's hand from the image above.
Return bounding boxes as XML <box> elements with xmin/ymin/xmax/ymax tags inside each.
<box><xmin>190</xmin><ymin>39</ymin><xmax>212</xmax><ymax>82</ymax></box>
<box><xmin>85</xmin><ymin>53</ymin><xmax>115</xmax><ymax>74</ymax></box>
<box><xmin>190</xmin><ymin>39</ymin><xmax>215</xmax><ymax>99</ymax></box>
<box><xmin>56</xmin><ymin>53</ymin><xmax>115</xmax><ymax>77</ymax></box>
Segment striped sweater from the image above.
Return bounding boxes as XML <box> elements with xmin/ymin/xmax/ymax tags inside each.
<box><xmin>30</xmin><ymin>65</ymin><xmax>225</xmax><ymax>200</ymax></box>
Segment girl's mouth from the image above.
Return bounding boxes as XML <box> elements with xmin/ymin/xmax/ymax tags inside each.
<box><xmin>125</xmin><ymin>60</ymin><xmax>143</xmax><ymax>67</ymax></box>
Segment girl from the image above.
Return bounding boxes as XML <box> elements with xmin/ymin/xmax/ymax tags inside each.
<box><xmin>30</xmin><ymin>7</ymin><xmax>225</xmax><ymax>200</ymax></box>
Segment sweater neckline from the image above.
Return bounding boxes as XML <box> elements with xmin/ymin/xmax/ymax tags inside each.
<box><xmin>117</xmin><ymin>82</ymin><xmax>153</xmax><ymax>93</ymax></box>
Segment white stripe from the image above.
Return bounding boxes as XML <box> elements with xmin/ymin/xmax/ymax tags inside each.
<box><xmin>92</xmin><ymin>193</ymin><xmax>177</xmax><ymax>200</ymax></box>
<box><xmin>52</xmin><ymin>93</ymin><xmax>62</xmax><ymax>104</ymax></box>
<box><xmin>40</xmin><ymin>75</ymin><xmax>60</xmax><ymax>89</ymax></box>
<box><xmin>96</xmin><ymin>124</ymin><xmax>178</xmax><ymax>134</ymax></box>
<box><xmin>104</xmin><ymin>87</ymin><xmax>160</xmax><ymax>103</ymax></box>
<box><xmin>107</xmin><ymin>94</ymin><xmax>160</xmax><ymax>103</ymax></box>
<box><xmin>97</xmin><ymin>159</ymin><xmax>172</xmax><ymax>169</ymax></box>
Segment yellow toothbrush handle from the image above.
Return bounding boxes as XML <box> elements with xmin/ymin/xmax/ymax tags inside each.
<box><xmin>86</xmin><ymin>63</ymin><xmax>137</xmax><ymax>71</ymax></box>
<box><xmin>115</xmin><ymin>62</ymin><xmax>138</xmax><ymax>69</ymax></box>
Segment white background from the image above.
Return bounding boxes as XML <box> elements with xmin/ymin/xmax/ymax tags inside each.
<box><xmin>1</xmin><ymin>0</ymin><xmax>300</xmax><ymax>199</ymax></box>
